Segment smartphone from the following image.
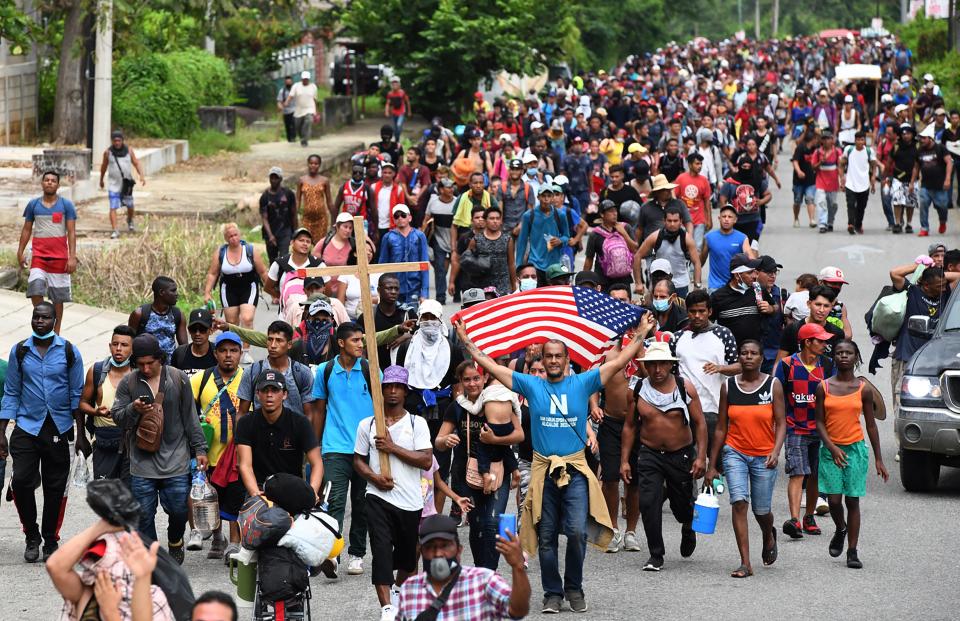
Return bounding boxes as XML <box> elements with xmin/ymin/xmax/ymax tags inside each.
<box><xmin>498</xmin><ymin>513</ymin><xmax>517</xmax><ymax>541</ymax></box>
<box><xmin>138</xmin><ymin>395</ymin><xmax>154</xmax><ymax>405</ymax></box>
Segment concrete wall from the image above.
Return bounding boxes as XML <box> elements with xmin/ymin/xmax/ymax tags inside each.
<box><xmin>197</xmin><ymin>106</ymin><xmax>237</xmax><ymax>135</ymax></box>
<box><xmin>0</xmin><ymin>59</ymin><xmax>38</xmax><ymax>145</ymax></box>
<box><xmin>32</xmin><ymin>149</ymin><xmax>92</xmax><ymax>183</ymax></box>
<box><xmin>322</xmin><ymin>96</ymin><xmax>354</xmax><ymax>129</ymax></box>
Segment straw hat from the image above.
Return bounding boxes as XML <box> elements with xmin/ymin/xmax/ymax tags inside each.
<box><xmin>649</xmin><ymin>174</ymin><xmax>678</xmax><ymax>192</ymax></box>
<box><xmin>642</xmin><ymin>341</ymin><xmax>677</xmax><ymax>362</ymax></box>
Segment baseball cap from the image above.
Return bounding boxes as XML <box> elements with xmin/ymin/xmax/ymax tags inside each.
<box><xmin>928</xmin><ymin>242</ymin><xmax>947</xmax><ymax>255</ymax></box>
<box><xmin>798</xmin><ymin>322</ymin><xmax>834</xmax><ymax>342</ymax></box>
<box><xmin>499</xmin><ymin>133</ymin><xmax>515</xmax><ymax>143</ymax></box>
<box><xmin>730</xmin><ymin>253</ymin><xmax>761</xmax><ymax>274</ymax></box>
<box><xmin>292</xmin><ymin>227</ymin><xmax>313</xmax><ymax>241</ymax></box>
<box><xmin>307</xmin><ymin>299</ymin><xmax>334</xmax><ymax>317</ymax></box>
<box><xmin>575</xmin><ymin>270</ymin><xmax>603</xmax><ymax>287</ymax></box>
<box><xmin>302</xmin><ymin>277</ymin><xmax>325</xmax><ymax>291</ymax></box>
<box><xmin>268</xmin><ymin>166</ymin><xmax>283</xmax><ymax>179</ymax></box>
<box><xmin>538</xmin><ymin>183</ymin><xmax>558</xmax><ymax>196</ymax></box>
<box><xmin>438</xmin><ymin>177</ymin><xmax>455</xmax><ymax>188</ymax></box>
<box><xmin>600</xmin><ymin>199</ymin><xmax>617</xmax><ymax>212</ymax></box>
<box><xmin>546</xmin><ymin>263</ymin><xmax>571</xmax><ymax>281</ymax></box>
<box><xmin>935</xmin><ymin>107</ymin><xmax>947</xmax><ymax>115</ymax></box>
<box><xmin>521</xmin><ymin>152</ymin><xmax>539</xmax><ymax>165</ymax></box>
<box><xmin>572</xmin><ymin>136</ymin><xmax>583</xmax><ymax>144</ymax></box>
<box><xmin>335</xmin><ymin>211</ymin><xmax>353</xmax><ymax>225</ymax></box>
<box><xmin>392</xmin><ymin>204</ymin><xmax>411</xmax><ymax>216</ymax></box>
<box><xmin>818</xmin><ymin>266</ymin><xmax>849</xmax><ymax>284</ymax></box>
<box><xmin>552</xmin><ymin>174</ymin><xmax>569</xmax><ymax>187</ymax></box>
<box><xmin>419</xmin><ymin>514</ymin><xmax>459</xmax><ymax>544</ymax></box>
<box><xmin>460</xmin><ymin>288</ymin><xmax>486</xmax><ymax>307</ymax></box>
<box><xmin>649</xmin><ymin>258</ymin><xmax>673</xmax><ymax>275</ymax></box>
<box><xmin>530</xmin><ymin>121</ymin><xmax>544</xmax><ymax>130</ymax></box>
<box><xmin>300</xmin><ymin>71</ymin><xmax>310</xmax><ymax>80</ymax></box>
<box><xmin>188</xmin><ymin>308</ymin><xmax>213</xmax><ymax>329</ymax></box>
<box><xmin>757</xmin><ymin>255</ymin><xmax>783</xmax><ymax>273</ymax></box>
<box><xmin>418</xmin><ymin>299</ymin><xmax>444</xmax><ymax>320</ymax></box>
<box><xmin>382</xmin><ymin>365</ymin><xmax>409</xmax><ymax>386</ymax></box>
<box><xmin>256</xmin><ymin>369</ymin><xmax>286</xmax><ymax>391</ymax></box>
<box><xmin>627</xmin><ymin>143</ymin><xmax>648</xmax><ymax>154</ymax></box>
<box><xmin>924</xmin><ymin>72</ymin><xmax>935</xmax><ymax>82</ymax></box>
<box><xmin>508</xmin><ymin>158</ymin><xmax>523</xmax><ymax>170</ymax></box>
<box><xmin>214</xmin><ymin>331</ymin><xmax>243</xmax><ymax>349</ymax></box>
<box><xmin>381</xmin><ymin>161</ymin><xmax>397</xmax><ymax>170</ymax></box>
<box><xmin>843</xmin><ymin>95</ymin><xmax>854</xmax><ymax>103</ymax></box>
<box><xmin>894</xmin><ymin>104</ymin><xmax>909</xmax><ymax>114</ymax></box>
<box><xmin>899</xmin><ymin>123</ymin><xmax>916</xmax><ymax>134</ymax></box>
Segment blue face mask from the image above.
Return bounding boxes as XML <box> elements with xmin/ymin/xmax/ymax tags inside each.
<box><xmin>526</xmin><ymin>167</ymin><xmax>538</xmax><ymax>177</ymax></box>
<box><xmin>519</xmin><ymin>278</ymin><xmax>537</xmax><ymax>292</ymax></box>
<box><xmin>110</xmin><ymin>357</ymin><xmax>131</xmax><ymax>368</ymax></box>
<box><xmin>652</xmin><ymin>299</ymin><xmax>671</xmax><ymax>312</ymax></box>
<box><xmin>32</xmin><ymin>329</ymin><xmax>53</xmax><ymax>340</ymax></box>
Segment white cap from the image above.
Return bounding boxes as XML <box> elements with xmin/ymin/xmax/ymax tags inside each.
<box><xmin>418</xmin><ymin>298</ymin><xmax>444</xmax><ymax>320</ymax></box>
<box><xmin>392</xmin><ymin>204</ymin><xmax>411</xmax><ymax>216</ymax></box>
<box><xmin>335</xmin><ymin>211</ymin><xmax>353</xmax><ymax>225</ymax></box>
<box><xmin>894</xmin><ymin>104</ymin><xmax>908</xmax><ymax>114</ymax></box>
<box><xmin>300</xmin><ymin>70</ymin><xmax>310</xmax><ymax>80</ymax></box>
<box><xmin>924</xmin><ymin>72</ymin><xmax>934</xmax><ymax>82</ymax></box>
<box><xmin>530</xmin><ymin>121</ymin><xmax>544</xmax><ymax>130</ymax></box>
<box><xmin>881</xmin><ymin>93</ymin><xmax>893</xmax><ymax>103</ymax></box>
<box><xmin>521</xmin><ymin>152</ymin><xmax>538</xmax><ymax>165</ymax></box>
<box><xmin>900</xmin><ymin>75</ymin><xmax>911</xmax><ymax>84</ymax></box>
<box><xmin>919</xmin><ymin>123</ymin><xmax>936</xmax><ymax>139</ymax></box>
<box><xmin>649</xmin><ymin>258</ymin><xmax>673</xmax><ymax>275</ymax></box>
<box><xmin>553</xmin><ymin>174</ymin><xmax>569</xmax><ymax>186</ymax></box>
<box><xmin>844</xmin><ymin>95</ymin><xmax>853</xmax><ymax>103</ymax></box>
<box><xmin>498</xmin><ymin>133</ymin><xmax>515</xmax><ymax>143</ymax></box>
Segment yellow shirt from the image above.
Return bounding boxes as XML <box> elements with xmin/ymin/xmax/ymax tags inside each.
<box><xmin>191</xmin><ymin>368</ymin><xmax>244</xmax><ymax>466</ymax></box>
<box><xmin>94</xmin><ymin>372</ymin><xmax>123</xmax><ymax>428</ymax></box>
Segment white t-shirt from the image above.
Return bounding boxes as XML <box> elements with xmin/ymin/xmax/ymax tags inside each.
<box><xmin>267</xmin><ymin>255</ymin><xmax>312</xmax><ymax>282</ymax></box>
<box><xmin>340</xmin><ymin>273</ymin><xmax>381</xmax><ymax>319</ymax></box>
<box><xmin>672</xmin><ymin>324</ymin><xmax>738</xmax><ymax>414</ymax></box>
<box><xmin>354</xmin><ymin>412</ymin><xmax>431</xmax><ymax>511</ymax></box>
<box><xmin>843</xmin><ymin>146</ymin><xmax>875</xmax><ymax>193</ymax></box>
<box><xmin>288</xmin><ymin>82</ymin><xmax>318</xmax><ymax>118</ymax></box>
<box><xmin>377</xmin><ymin>185</ymin><xmax>394</xmax><ymax>230</ymax></box>
<box><xmin>783</xmin><ymin>290</ymin><xmax>811</xmax><ymax>322</ymax></box>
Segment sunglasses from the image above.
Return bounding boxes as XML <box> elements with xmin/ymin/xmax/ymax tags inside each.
<box><xmin>189</xmin><ymin>325</ymin><xmax>209</xmax><ymax>333</ymax></box>
<box><xmin>394</xmin><ymin>212</ymin><xmax>410</xmax><ymax>218</ymax></box>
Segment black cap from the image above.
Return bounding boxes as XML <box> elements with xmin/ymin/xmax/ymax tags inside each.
<box><xmin>256</xmin><ymin>369</ymin><xmax>286</xmax><ymax>391</ymax></box>
<box><xmin>303</xmin><ymin>276</ymin><xmax>325</xmax><ymax>290</ymax></box>
<box><xmin>575</xmin><ymin>270</ymin><xmax>604</xmax><ymax>287</ymax></box>
<box><xmin>600</xmin><ymin>199</ymin><xmax>617</xmax><ymax>212</ymax></box>
<box><xmin>292</xmin><ymin>227</ymin><xmax>313</xmax><ymax>241</ymax></box>
<box><xmin>508</xmin><ymin>158</ymin><xmax>523</xmax><ymax>170</ymax></box>
<box><xmin>188</xmin><ymin>308</ymin><xmax>213</xmax><ymax>329</ymax></box>
<box><xmin>729</xmin><ymin>252</ymin><xmax>762</xmax><ymax>273</ymax></box>
<box><xmin>419</xmin><ymin>514</ymin><xmax>459</xmax><ymax>544</ymax></box>
<box><xmin>757</xmin><ymin>255</ymin><xmax>783</xmax><ymax>273</ymax></box>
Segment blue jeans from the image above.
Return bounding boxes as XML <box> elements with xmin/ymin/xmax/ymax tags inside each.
<box><xmin>537</xmin><ymin>469</ymin><xmax>588</xmax><ymax>597</ymax></box>
<box><xmin>130</xmin><ymin>473</ymin><xmax>191</xmax><ymax>543</ymax></box>
<box><xmin>391</xmin><ymin>114</ymin><xmax>405</xmax><ymax>139</ymax></box>
<box><xmin>467</xmin><ymin>476</ymin><xmax>511</xmax><ymax>571</ymax></box>
<box><xmin>722</xmin><ymin>445</ymin><xmax>777</xmax><ymax>515</ymax></box>
<box><xmin>917</xmin><ymin>187</ymin><xmax>949</xmax><ymax>231</ymax></box>
<box><xmin>880</xmin><ymin>178</ymin><xmax>896</xmax><ymax>227</ymax></box>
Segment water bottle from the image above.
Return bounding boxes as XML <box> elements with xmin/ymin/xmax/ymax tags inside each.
<box><xmin>191</xmin><ymin>470</ymin><xmax>221</xmax><ymax>534</ymax></box>
<box><xmin>562</xmin><ymin>253</ymin><xmax>573</xmax><ymax>273</ymax></box>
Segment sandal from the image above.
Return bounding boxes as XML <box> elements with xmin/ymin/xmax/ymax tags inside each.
<box><xmin>730</xmin><ymin>564</ymin><xmax>753</xmax><ymax>578</ymax></box>
<box><xmin>762</xmin><ymin>527</ymin><xmax>778</xmax><ymax>566</ymax></box>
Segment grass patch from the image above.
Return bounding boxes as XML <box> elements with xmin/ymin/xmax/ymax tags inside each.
<box><xmin>188</xmin><ymin>122</ymin><xmax>282</xmax><ymax>157</ymax></box>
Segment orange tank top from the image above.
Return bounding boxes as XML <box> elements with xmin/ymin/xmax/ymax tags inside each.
<box><xmin>822</xmin><ymin>380</ymin><xmax>864</xmax><ymax>445</ymax></box>
<box><xmin>724</xmin><ymin>375</ymin><xmax>776</xmax><ymax>456</ymax></box>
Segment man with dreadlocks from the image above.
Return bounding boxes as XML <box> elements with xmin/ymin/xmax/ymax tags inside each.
<box><xmin>620</xmin><ymin>340</ymin><xmax>708</xmax><ymax>573</ymax></box>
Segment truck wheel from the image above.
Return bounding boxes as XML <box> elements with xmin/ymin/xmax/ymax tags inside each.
<box><xmin>899</xmin><ymin>449</ymin><xmax>940</xmax><ymax>492</ymax></box>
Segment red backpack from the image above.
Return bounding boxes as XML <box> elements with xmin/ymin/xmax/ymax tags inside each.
<box><xmin>733</xmin><ymin>183</ymin><xmax>757</xmax><ymax>214</ymax></box>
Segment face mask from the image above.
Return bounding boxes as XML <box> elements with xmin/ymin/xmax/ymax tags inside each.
<box><xmin>110</xmin><ymin>357</ymin><xmax>131</xmax><ymax>368</ymax></box>
<box><xmin>519</xmin><ymin>278</ymin><xmax>537</xmax><ymax>292</ymax></box>
<box><xmin>305</xmin><ymin>319</ymin><xmax>334</xmax><ymax>362</ymax></box>
<box><xmin>32</xmin><ymin>329</ymin><xmax>53</xmax><ymax>340</ymax></box>
<box><xmin>526</xmin><ymin>167</ymin><xmax>538</xmax><ymax>177</ymax></box>
<box><xmin>734</xmin><ymin>277</ymin><xmax>749</xmax><ymax>293</ymax></box>
<box><xmin>425</xmin><ymin>555</ymin><xmax>458</xmax><ymax>581</ymax></box>
<box><xmin>419</xmin><ymin>320</ymin><xmax>442</xmax><ymax>343</ymax></box>
<box><xmin>652</xmin><ymin>299</ymin><xmax>671</xmax><ymax>312</ymax></box>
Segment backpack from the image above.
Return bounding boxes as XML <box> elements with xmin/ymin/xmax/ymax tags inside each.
<box><xmin>500</xmin><ymin>180</ymin><xmax>531</xmax><ymax>204</ymax></box>
<box><xmin>85</xmin><ymin>357</ymin><xmax>112</xmax><ymax>435</ymax></box>
<box><xmin>732</xmin><ymin>183</ymin><xmax>757</xmax><ymax>214</ymax></box>
<box><xmin>321</xmin><ymin>357</ymin><xmax>372</xmax><ymax>397</ymax></box>
<box><xmin>653</xmin><ymin>227</ymin><xmax>691</xmax><ymax>262</ymax></box>
<box><xmin>136</xmin><ymin>304</ymin><xmax>183</xmax><ymax>337</ymax></box>
<box><xmin>15</xmin><ymin>338</ymin><xmax>76</xmax><ymax>375</ymax></box>
<box><xmin>250</xmin><ymin>359</ymin><xmax>307</xmax><ymax>400</ymax></box>
<box><xmin>218</xmin><ymin>241</ymin><xmax>260</xmax><ymax>285</ymax></box>
<box><xmin>318</xmin><ymin>231</ymin><xmax>357</xmax><ymax>266</ymax></box>
<box><xmin>594</xmin><ymin>227</ymin><xmax>633</xmax><ymax>278</ymax></box>
<box><xmin>522</xmin><ymin>205</ymin><xmax>564</xmax><ymax>237</ymax></box>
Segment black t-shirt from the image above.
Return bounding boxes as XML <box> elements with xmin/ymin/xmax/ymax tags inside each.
<box><xmin>442</xmin><ymin>401</ymin><xmax>485</xmax><ymax>473</ymax></box>
<box><xmin>778</xmin><ymin>319</ymin><xmax>845</xmax><ymax>358</ymax></box>
<box><xmin>170</xmin><ymin>344</ymin><xmax>217</xmax><ymax>379</ymax></box>
<box><xmin>891</xmin><ymin>141</ymin><xmax>918</xmax><ymax>181</ymax></box>
<box><xmin>637</xmin><ymin>198</ymin><xmax>692</xmax><ymax>240</ymax></box>
<box><xmin>792</xmin><ymin>143</ymin><xmax>816</xmax><ymax>186</ymax></box>
<box><xmin>235</xmin><ymin>407</ymin><xmax>318</xmax><ymax>486</ymax></box>
<box><xmin>658</xmin><ymin>154</ymin><xmax>685</xmax><ymax>182</ymax></box>
<box><xmin>917</xmin><ymin>144</ymin><xmax>949</xmax><ymax>189</ymax></box>
<box><xmin>601</xmin><ymin>185</ymin><xmax>642</xmax><ymax>226</ymax></box>
<box><xmin>357</xmin><ymin>303</ymin><xmax>414</xmax><ymax>364</ymax></box>
<box><xmin>710</xmin><ymin>284</ymin><xmax>774</xmax><ymax>345</ymax></box>
<box><xmin>732</xmin><ymin>150</ymin><xmax>767</xmax><ymax>191</ymax></box>
<box><xmin>259</xmin><ymin>187</ymin><xmax>297</xmax><ymax>241</ymax></box>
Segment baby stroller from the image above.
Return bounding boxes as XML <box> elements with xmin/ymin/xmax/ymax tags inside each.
<box><xmin>253</xmin><ymin>545</ymin><xmax>312</xmax><ymax>621</ymax></box>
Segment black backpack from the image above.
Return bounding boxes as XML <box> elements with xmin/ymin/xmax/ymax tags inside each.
<box><xmin>136</xmin><ymin>304</ymin><xmax>183</xmax><ymax>336</ymax></box>
<box><xmin>653</xmin><ymin>226</ymin><xmax>691</xmax><ymax>261</ymax></box>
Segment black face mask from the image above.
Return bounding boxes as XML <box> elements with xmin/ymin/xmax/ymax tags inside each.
<box><xmin>424</xmin><ymin>555</ymin><xmax>458</xmax><ymax>581</ymax></box>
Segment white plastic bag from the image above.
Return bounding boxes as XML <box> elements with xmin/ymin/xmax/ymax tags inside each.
<box><xmin>72</xmin><ymin>452</ymin><xmax>90</xmax><ymax>489</ymax></box>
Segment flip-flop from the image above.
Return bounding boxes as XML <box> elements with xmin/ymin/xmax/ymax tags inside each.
<box><xmin>730</xmin><ymin>564</ymin><xmax>753</xmax><ymax>578</ymax></box>
<box><xmin>762</xmin><ymin>527</ymin><xmax>778</xmax><ymax>566</ymax></box>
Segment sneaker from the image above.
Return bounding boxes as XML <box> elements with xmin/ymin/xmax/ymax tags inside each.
<box><xmin>856</xmin><ymin>227</ymin><xmax>864</xmax><ymax>234</ymax></box>
<box><xmin>819</xmin><ymin>227</ymin><xmax>828</xmax><ymax>234</ymax></box>
<box><xmin>347</xmin><ymin>554</ymin><xmax>364</xmax><ymax>575</ymax></box>
<box><xmin>606</xmin><ymin>529</ymin><xmax>622</xmax><ymax>553</ymax></box>
<box><xmin>680</xmin><ymin>526</ymin><xmax>696</xmax><ymax>558</ymax></box>
<box><xmin>24</xmin><ymin>538</ymin><xmax>41</xmax><ymax>563</ymax></box>
<box><xmin>905</xmin><ymin>223</ymin><xmax>914</xmax><ymax>233</ymax></box>
<box><xmin>127</xmin><ymin>221</ymin><xmax>135</xmax><ymax>232</ymax></box>
<box><xmin>320</xmin><ymin>556</ymin><xmax>339</xmax><ymax>579</ymax></box>
<box><xmin>186</xmin><ymin>529</ymin><xmax>203</xmax><ymax>551</ymax></box>
<box><xmin>846</xmin><ymin>548</ymin><xmax>863</xmax><ymax>569</ymax></box>
<box><xmin>565</xmin><ymin>590</ymin><xmax>588</xmax><ymax>613</ymax></box>
<box><xmin>847</xmin><ymin>225</ymin><xmax>856</xmax><ymax>235</ymax></box>
<box><xmin>809</xmin><ymin>222</ymin><xmax>817</xmax><ymax>228</ymax></box>
<box><xmin>892</xmin><ymin>224</ymin><xmax>903</xmax><ymax>234</ymax></box>
<box><xmin>623</xmin><ymin>531</ymin><xmax>642</xmax><ymax>552</ymax></box>
<box><xmin>542</xmin><ymin>594</ymin><xmax>563</xmax><ymax>614</ymax></box>
<box><xmin>918</xmin><ymin>229</ymin><xmax>930</xmax><ymax>237</ymax></box>
<box><xmin>207</xmin><ymin>536</ymin><xmax>226</xmax><ymax>559</ymax></box>
<box><xmin>815</xmin><ymin>496</ymin><xmax>830</xmax><ymax>516</ymax></box>
<box><xmin>390</xmin><ymin>585</ymin><xmax>401</xmax><ymax>609</ymax></box>
<box><xmin>110</xmin><ymin>230</ymin><xmax>120</xmax><ymax>239</ymax></box>
<box><xmin>802</xmin><ymin>515</ymin><xmax>822</xmax><ymax>535</ymax></box>
<box><xmin>828</xmin><ymin>528</ymin><xmax>846</xmax><ymax>558</ymax></box>
<box><xmin>886</xmin><ymin>225</ymin><xmax>893</xmax><ymax>232</ymax></box>
<box><xmin>782</xmin><ymin>518</ymin><xmax>804</xmax><ymax>539</ymax></box>
<box><xmin>168</xmin><ymin>540</ymin><xmax>184</xmax><ymax>565</ymax></box>
<box><xmin>827</xmin><ymin>225</ymin><xmax>834</xmax><ymax>232</ymax></box>
<box><xmin>379</xmin><ymin>604</ymin><xmax>397</xmax><ymax>621</ymax></box>
<box><xmin>793</xmin><ymin>219</ymin><xmax>800</xmax><ymax>228</ymax></box>
<box><xmin>939</xmin><ymin>222</ymin><xmax>947</xmax><ymax>234</ymax></box>
<box><xmin>642</xmin><ymin>555</ymin><xmax>664</xmax><ymax>571</ymax></box>
<box><xmin>240</xmin><ymin>351</ymin><xmax>254</xmax><ymax>365</ymax></box>
<box><xmin>42</xmin><ymin>542</ymin><xmax>59</xmax><ymax>561</ymax></box>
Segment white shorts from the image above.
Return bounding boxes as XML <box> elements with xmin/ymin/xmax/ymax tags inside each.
<box><xmin>26</xmin><ymin>268</ymin><xmax>72</xmax><ymax>304</ymax></box>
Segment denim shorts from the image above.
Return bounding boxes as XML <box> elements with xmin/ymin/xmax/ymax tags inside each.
<box><xmin>108</xmin><ymin>191</ymin><xmax>134</xmax><ymax>210</ymax></box>
<box><xmin>722</xmin><ymin>445</ymin><xmax>778</xmax><ymax>515</ymax></box>
<box><xmin>792</xmin><ymin>183</ymin><xmax>815</xmax><ymax>205</ymax></box>
<box><xmin>784</xmin><ymin>433</ymin><xmax>820</xmax><ymax>477</ymax></box>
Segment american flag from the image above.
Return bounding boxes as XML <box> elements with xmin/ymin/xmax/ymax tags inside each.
<box><xmin>451</xmin><ymin>286</ymin><xmax>644</xmax><ymax>368</ymax></box>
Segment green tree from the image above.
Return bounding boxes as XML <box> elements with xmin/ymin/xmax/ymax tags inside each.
<box><xmin>343</xmin><ymin>0</ymin><xmax>576</xmax><ymax>117</ymax></box>
<box><xmin>0</xmin><ymin>0</ymin><xmax>38</xmax><ymax>50</ymax></box>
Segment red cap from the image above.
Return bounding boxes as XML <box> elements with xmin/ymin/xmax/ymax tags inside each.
<box><xmin>798</xmin><ymin>322</ymin><xmax>833</xmax><ymax>342</ymax></box>
<box><xmin>474</xmin><ymin>91</ymin><xmax>484</xmax><ymax>100</ymax></box>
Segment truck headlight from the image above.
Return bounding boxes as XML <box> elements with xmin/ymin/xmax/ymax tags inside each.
<box><xmin>901</xmin><ymin>375</ymin><xmax>942</xmax><ymax>399</ymax></box>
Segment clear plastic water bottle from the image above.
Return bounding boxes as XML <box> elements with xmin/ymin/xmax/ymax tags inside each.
<box><xmin>191</xmin><ymin>470</ymin><xmax>221</xmax><ymax>534</ymax></box>
<box><xmin>561</xmin><ymin>253</ymin><xmax>573</xmax><ymax>273</ymax></box>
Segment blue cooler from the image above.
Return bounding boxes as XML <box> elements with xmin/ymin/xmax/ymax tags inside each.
<box><xmin>692</xmin><ymin>487</ymin><xmax>720</xmax><ymax>534</ymax></box>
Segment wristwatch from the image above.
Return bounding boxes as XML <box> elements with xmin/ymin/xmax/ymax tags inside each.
<box><xmin>694</xmin><ymin>282</ymin><xmax>703</xmax><ymax>289</ymax></box>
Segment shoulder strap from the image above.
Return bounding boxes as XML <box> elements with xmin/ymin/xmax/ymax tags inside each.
<box><xmin>413</xmin><ymin>566</ymin><xmax>463</xmax><ymax>621</ymax></box>
<box><xmin>552</xmin><ymin>207</ymin><xmax>563</xmax><ymax>232</ymax></box>
<box><xmin>195</xmin><ymin>368</ymin><xmax>214</xmax><ymax>415</ymax></box>
<box><xmin>322</xmin><ymin>360</ymin><xmax>335</xmax><ymax>396</ymax></box>
<box><xmin>243</xmin><ymin>240</ymin><xmax>255</xmax><ymax>264</ymax></box>
<box><xmin>290</xmin><ymin>361</ymin><xmax>306</xmax><ymax>394</ymax></box>
<box><xmin>15</xmin><ymin>339</ymin><xmax>29</xmax><ymax>367</ymax></box>
<box><xmin>172</xmin><ymin>306</ymin><xmax>182</xmax><ymax>327</ymax></box>
<box><xmin>218</xmin><ymin>244</ymin><xmax>227</xmax><ymax>266</ymax></box>
<box><xmin>138</xmin><ymin>303</ymin><xmax>152</xmax><ymax>334</ymax></box>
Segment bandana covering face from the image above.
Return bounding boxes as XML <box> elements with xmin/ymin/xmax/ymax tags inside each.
<box><xmin>405</xmin><ymin>321</ymin><xmax>450</xmax><ymax>389</ymax></box>
<box><xmin>304</xmin><ymin>319</ymin><xmax>334</xmax><ymax>363</ymax></box>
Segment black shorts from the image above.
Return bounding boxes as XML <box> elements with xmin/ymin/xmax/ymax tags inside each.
<box><xmin>365</xmin><ymin>494</ymin><xmax>421</xmax><ymax>585</ymax></box>
<box><xmin>598</xmin><ymin>417</ymin><xmax>637</xmax><ymax>485</ymax></box>
<box><xmin>220</xmin><ymin>280</ymin><xmax>260</xmax><ymax>308</ymax></box>
<box><xmin>208</xmin><ymin>465</ymin><xmax>246</xmax><ymax>520</ymax></box>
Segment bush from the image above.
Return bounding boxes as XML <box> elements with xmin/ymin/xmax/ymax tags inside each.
<box><xmin>917</xmin><ymin>51</ymin><xmax>960</xmax><ymax>110</ymax></box>
<box><xmin>899</xmin><ymin>12</ymin><xmax>948</xmax><ymax>62</ymax></box>
<box><xmin>113</xmin><ymin>48</ymin><xmax>235</xmax><ymax>138</ymax></box>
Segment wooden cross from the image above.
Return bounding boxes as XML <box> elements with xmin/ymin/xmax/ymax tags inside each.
<box><xmin>298</xmin><ymin>215</ymin><xmax>429</xmax><ymax>477</ymax></box>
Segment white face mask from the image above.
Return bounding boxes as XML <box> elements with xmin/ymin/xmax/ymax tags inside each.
<box><xmin>419</xmin><ymin>320</ymin><xmax>442</xmax><ymax>343</ymax></box>
<box><xmin>519</xmin><ymin>278</ymin><xmax>537</xmax><ymax>292</ymax></box>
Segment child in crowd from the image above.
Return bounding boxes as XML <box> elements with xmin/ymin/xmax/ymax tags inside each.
<box><xmin>783</xmin><ymin>272</ymin><xmax>819</xmax><ymax>325</ymax></box>
<box><xmin>456</xmin><ymin>374</ymin><xmax>521</xmax><ymax>493</ymax></box>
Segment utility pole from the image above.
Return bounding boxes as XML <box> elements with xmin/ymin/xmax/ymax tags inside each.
<box><xmin>755</xmin><ymin>0</ymin><xmax>761</xmax><ymax>39</ymax></box>
<box><xmin>738</xmin><ymin>0</ymin><xmax>743</xmax><ymax>30</ymax></box>
<box><xmin>91</xmin><ymin>0</ymin><xmax>112</xmax><ymax>162</ymax></box>
<box><xmin>772</xmin><ymin>0</ymin><xmax>779</xmax><ymax>37</ymax></box>
<box><xmin>901</xmin><ymin>0</ymin><xmax>907</xmax><ymax>23</ymax></box>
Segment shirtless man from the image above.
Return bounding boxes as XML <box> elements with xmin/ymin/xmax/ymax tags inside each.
<box><xmin>621</xmin><ymin>341</ymin><xmax>707</xmax><ymax>572</ymax></box>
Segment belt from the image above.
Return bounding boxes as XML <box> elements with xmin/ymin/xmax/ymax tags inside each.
<box><xmin>639</xmin><ymin>442</ymin><xmax>693</xmax><ymax>456</ymax></box>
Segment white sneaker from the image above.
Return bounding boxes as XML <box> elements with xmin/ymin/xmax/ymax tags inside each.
<box><xmin>186</xmin><ymin>529</ymin><xmax>203</xmax><ymax>551</ymax></box>
<box><xmin>815</xmin><ymin>496</ymin><xmax>830</xmax><ymax>516</ymax></box>
<box><xmin>605</xmin><ymin>529</ymin><xmax>622</xmax><ymax>553</ymax></box>
<box><xmin>241</xmin><ymin>351</ymin><xmax>254</xmax><ymax>365</ymax></box>
<box><xmin>380</xmin><ymin>604</ymin><xmax>397</xmax><ymax>621</ymax></box>
<box><xmin>623</xmin><ymin>531</ymin><xmax>642</xmax><ymax>552</ymax></box>
<box><xmin>347</xmin><ymin>554</ymin><xmax>364</xmax><ymax>575</ymax></box>
<box><xmin>110</xmin><ymin>230</ymin><xmax>120</xmax><ymax>239</ymax></box>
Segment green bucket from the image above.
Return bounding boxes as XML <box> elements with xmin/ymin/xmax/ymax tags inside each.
<box><xmin>228</xmin><ymin>558</ymin><xmax>257</xmax><ymax>602</ymax></box>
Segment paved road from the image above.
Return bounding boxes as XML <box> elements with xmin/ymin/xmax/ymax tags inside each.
<box><xmin>2</xmin><ymin>142</ymin><xmax>960</xmax><ymax>620</ymax></box>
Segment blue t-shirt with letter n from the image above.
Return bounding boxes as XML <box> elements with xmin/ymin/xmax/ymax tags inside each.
<box><xmin>705</xmin><ymin>228</ymin><xmax>747</xmax><ymax>290</ymax></box>
<box><xmin>511</xmin><ymin>368</ymin><xmax>601</xmax><ymax>457</ymax></box>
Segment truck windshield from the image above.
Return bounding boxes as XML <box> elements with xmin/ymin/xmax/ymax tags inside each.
<box><xmin>944</xmin><ymin>293</ymin><xmax>960</xmax><ymax>331</ymax></box>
